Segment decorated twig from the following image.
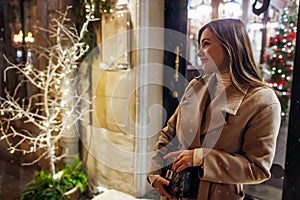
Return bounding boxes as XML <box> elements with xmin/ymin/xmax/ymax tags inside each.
<box><xmin>0</xmin><ymin>6</ymin><xmax>96</xmax><ymax>176</ymax></box>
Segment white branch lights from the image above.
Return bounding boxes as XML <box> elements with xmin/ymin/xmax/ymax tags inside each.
<box><xmin>0</xmin><ymin>6</ymin><xmax>95</xmax><ymax>175</ymax></box>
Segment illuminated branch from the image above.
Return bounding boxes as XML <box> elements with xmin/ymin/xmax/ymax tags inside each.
<box><xmin>0</xmin><ymin>6</ymin><xmax>96</xmax><ymax>176</ymax></box>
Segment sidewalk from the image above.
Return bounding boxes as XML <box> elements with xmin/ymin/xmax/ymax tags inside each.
<box><xmin>92</xmin><ymin>189</ymin><xmax>154</xmax><ymax>200</ymax></box>
<box><xmin>0</xmin><ymin>156</ymin><xmax>37</xmax><ymax>200</ymax></box>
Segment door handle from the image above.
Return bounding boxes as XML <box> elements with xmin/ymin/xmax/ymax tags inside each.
<box><xmin>173</xmin><ymin>46</ymin><xmax>180</xmax><ymax>98</ymax></box>
<box><xmin>174</xmin><ymin>46</ymin><xmax>180</xmax><ymax>82</ymax></box>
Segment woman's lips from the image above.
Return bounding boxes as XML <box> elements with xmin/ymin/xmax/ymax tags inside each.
<box><xmin>200</xmin><ymin>58</ymin><xmax>208</xmax><ymax>63</ymax></box>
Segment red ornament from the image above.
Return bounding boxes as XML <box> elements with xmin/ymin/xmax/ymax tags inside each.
<box><xmin>277</xmin><ymin>79</ymin><xmax>285</xmax><ymax>89</ymax></box>
<box><xmin>269</xmin><ymin>37</ymin><xmax>274</xmax><ymax>46</ymax></box>
<box><xmin>280</xmin><ymin>59</ymin><xmax>285</xmax><ymax>63</ymax></box>
<box><xmin>264</xmin><ymin>54</ymin><xmax>270</xmax><ymax>61</ymax></box>
<box><xmin>278</xmin><ymin>35</ymin><xmax>284</xmax><ymax>41</ymax></box>
<box><xmin>287</xmin><ymin>32</ymin><xmax>296</xmax><ymax>42</ymax></box>
<box><xmin>286</xmin><ymin>66</ymin><xmax>292</xmax><ymax>71</ymax></box>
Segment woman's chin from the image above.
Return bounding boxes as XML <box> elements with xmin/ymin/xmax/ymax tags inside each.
<box><xmin>201</xmin><ymin>65</ymin><xmax>216</xmax><ymax>73</ymax></box>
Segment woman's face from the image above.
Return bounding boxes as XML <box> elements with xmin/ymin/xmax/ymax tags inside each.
<box><xmin>197</xmin><ymin>29</ymin><xmax>229</xmax><ymax>73</ymax></box>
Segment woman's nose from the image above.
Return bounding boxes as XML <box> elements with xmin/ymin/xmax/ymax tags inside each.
<box><xmin>197</xmin><ymin>47</ymin><xmax>204</xmax><ymax>57</ymax></box>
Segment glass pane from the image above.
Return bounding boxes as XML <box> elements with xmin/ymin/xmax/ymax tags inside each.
<box><xmin>186</xmin><ymin>1</ymin><xmax>299</xmax><ymax>200</ymax></box>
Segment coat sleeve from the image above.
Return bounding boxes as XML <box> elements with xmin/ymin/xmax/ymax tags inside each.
<box><xmin>147</xmin><ymin>109</ymin><xmax>178</xmax><ymax>177</ymax></box>
<box><xmin>200</xmin><ymin>102</ymin><xmax>281</xmax><ymax>184</ymax></box>
<box><xmin>147</xmin><ymin>78</ymin><xmax>200</xmax><ymax>179</ymax></box>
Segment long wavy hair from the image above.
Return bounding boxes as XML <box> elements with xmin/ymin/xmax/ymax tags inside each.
<box><xmin>198</xmin><ymin>18</ymin><xmax>267</xmax><ymax>93</ymax></box>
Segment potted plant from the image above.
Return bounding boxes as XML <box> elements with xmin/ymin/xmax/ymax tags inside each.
<box><xmin>20</xmin><ymin>156</ymin><xmax>88</xmax><ymax>200</ymax></box>
<box><xmin>0</xmin><ymin>5</ymin><xmax>95</xmax><ymax>199</ymax></box>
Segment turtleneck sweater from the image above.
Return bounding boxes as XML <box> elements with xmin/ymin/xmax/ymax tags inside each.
<box><xmin>215</xmin><ymin>72</ymin><xmax>232</xmax><ymax>96</ymax></box>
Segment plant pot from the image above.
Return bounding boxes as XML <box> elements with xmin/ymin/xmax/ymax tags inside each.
<box><xmin>65</xmin><ymin>185</ymin><xmax>79</xmax><ymax>200</ymax></box>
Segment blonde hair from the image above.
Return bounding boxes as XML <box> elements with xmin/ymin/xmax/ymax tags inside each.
<box><xmin>198</xmin><ymin>18</ymin><xmax>267</xmax><ymax>93</ymax></box>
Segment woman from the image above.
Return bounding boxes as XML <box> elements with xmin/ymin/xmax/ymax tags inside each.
<box><xmin>147</xmin><ymin>19</ymin><xmax>281</xmax><ymax>200</ymax></box>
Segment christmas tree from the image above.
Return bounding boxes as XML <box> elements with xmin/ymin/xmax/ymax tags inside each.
<box><xmin>264</xmin><ymin>4</ymin><xmax>298</xmax><ymax>117</ymax></box>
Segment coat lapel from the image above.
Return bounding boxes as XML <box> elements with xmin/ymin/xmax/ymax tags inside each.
<box><xmin>201</xmin><ymin>78</ymin><xmax>250</xmax><ymax>148</ymax></box>
<box><xmin>224</xmin><ymin>83</ymin><xmax>249</xmax><ymax>115</ymax></box>
<box><xmin>177</xmin><ymin>75</ymin><xmax>213</xmax><ymax>149</ymax></box>
<box><xmin>177</xmin><ymin>74</ymin><xmax>250</xmax><ymax>149</ymax></box>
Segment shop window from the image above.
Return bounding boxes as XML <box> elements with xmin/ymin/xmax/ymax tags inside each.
<box><xmin>186</xmin><ymin>0</ymin><xmax>299</xmax><ymax>199</ymax></box>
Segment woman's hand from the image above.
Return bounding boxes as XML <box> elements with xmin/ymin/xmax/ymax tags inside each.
<box><xmin>152</xmin><ymin>176</ymin><xmax>176</xmax><ymax>199</ymax></box>
<box><xmin>163</xmin><ymin>150</ymin><xmax>194</xmax><ymax>173</ymax></box>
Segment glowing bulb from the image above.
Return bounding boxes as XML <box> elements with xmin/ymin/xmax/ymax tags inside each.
<box><xmin>63</xmin><ymin>89</ymin><xmax>69</xmax><ymax>95</ymax></box>
<box><xmin>26</xmin><ymin>63</ymin><xmax>33</xmax><ymax>70</ymax></box>
<box><xmin>51</xmin><ymin>146</ymin><xmax>56</xmax><ymax>155</ymax></box>
<box><xmin>25</xmin><ymin>32</ymin><xmax>35</xmax><ymax>43</ymax></box>
<box><xmin>53</xmin><ymin>171</ymin><xmax>62</xmax><ymax>180</ymax></box>
<box><xmin>16</xmin><ymin>50</ymin><xmax>23</xmax><ymax>58</ymax></box>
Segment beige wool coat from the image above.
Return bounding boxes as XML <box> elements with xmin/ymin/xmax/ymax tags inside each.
<box><xmin>148</xmin><ymin>74</ymin><xmax>281</xmax><ymax>200</ymax></box>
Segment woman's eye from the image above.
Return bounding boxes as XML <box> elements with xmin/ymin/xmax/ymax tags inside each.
<box><xmin>202</xmin><ymin>42</ymin><xmax>209</xmax><ymax>47</ymax></box>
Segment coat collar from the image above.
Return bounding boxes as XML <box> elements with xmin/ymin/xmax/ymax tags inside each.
<box><xmin>176</xmin><ymin>73</ymin><xmax>250</xmax><ymax>149</ymax></box>
<box><xmin>205</xmin><ymin>74</ymin><xmax>250</xmax><ymax>116</ymax></box>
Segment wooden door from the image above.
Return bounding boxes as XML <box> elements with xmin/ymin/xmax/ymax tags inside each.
<box><xmin>163</xmin><ymin>0</ymin><xmax>188</xmax><ymax>125</ymax></box>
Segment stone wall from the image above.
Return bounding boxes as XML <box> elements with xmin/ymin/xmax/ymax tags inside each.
<box><xmin>85</xmin><ymin>68</ymin><xmax>138</xmax><ymax>195</ymax></box>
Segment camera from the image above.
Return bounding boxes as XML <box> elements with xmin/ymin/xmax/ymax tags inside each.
<box><xmin>163</xmin><ymin>164</ymin><xmax>200</xmax><ymax>199</ymax></box>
